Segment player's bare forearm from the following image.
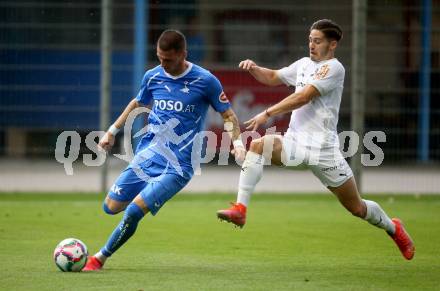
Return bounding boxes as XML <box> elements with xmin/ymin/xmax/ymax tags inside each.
<box><xmin>238</xmin><ymin>59</ymin><xmax>282</xmax><ymax>87</ymax></box>
<box><xmin>244</xmin><ymin>85</ymin><xmax>321</xmax><ymax>131</ymax></box>
<box><xmin>267</xmin><ymin>85</ymin><xmax>321</xmax><ymax>117</ymax></box>
<box><xmin>221</xmin><ymin>108</ymin><xmax>246</xmax><ymax>163</ymax></box>
<box><xmin>99</xmin><ymin>99</ymin><xmax>141</xmax><ymax>151</ymax></box>
<box><xmin>249</xmin><ymin>66</ymin><xmax>283</xmax><ymax>87</ymax></box>
<box><xmin>221</xmin><ymin>108</ymin><xmax>241</xmax><ymax>141</ymax></box>
<box><xmin>112</xmin><ymin>99</ymin><xmax>140</xmax><ymax>130</ymax></box>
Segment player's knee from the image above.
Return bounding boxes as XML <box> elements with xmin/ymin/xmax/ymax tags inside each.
<box><xmin>103</xmin><ymin>202</ymin><xmax>118</xmax><ymax>215</ymax></box>
<box><xmin>249</xmin><ymin>138</ymin><xmax>264</xmax><ymax>154</ymax></box>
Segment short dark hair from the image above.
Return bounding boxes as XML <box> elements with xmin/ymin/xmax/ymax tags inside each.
<box><xmin>157</xmin><ymin>29</ymin><xmax>187</xmax><ymax>51</ymax></box>
<box><xmin>310</xmin><ymin>19</ymin><xmax>343</xmax><ymax>42</ymax></box>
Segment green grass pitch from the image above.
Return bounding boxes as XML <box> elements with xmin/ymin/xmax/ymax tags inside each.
<box><xmin>0</xmin><ymin>193</ymin><xmax>439</xmax><ymax>290</ymax></box>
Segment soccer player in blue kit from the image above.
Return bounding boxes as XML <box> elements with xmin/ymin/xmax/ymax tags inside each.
<box><xmin>83</xmin><ymin>30</ymin><xmax>246</xmax><ymax>271</ymax></box>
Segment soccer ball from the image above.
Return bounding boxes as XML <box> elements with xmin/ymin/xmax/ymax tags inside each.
<box><xmin>53</xmin><ymin>238</ymin><xmax>88</xmax><ymax>272</ymax></box>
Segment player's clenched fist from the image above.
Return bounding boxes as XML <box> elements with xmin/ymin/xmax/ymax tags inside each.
<box><xmin>238</xmin><ymin>59</ymin><xmax>257</xmax><ymax>71</ymax></box>
<box><xmin>98</xmin><ymin>132</ymin><xmax>115</xmax><ymax>152</ymax></box>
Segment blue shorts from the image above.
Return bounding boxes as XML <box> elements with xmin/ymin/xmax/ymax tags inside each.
<box><xmin>108</xmin><ymin>161</ymin><xmax>191</xmax><ymax>215</ymax></box>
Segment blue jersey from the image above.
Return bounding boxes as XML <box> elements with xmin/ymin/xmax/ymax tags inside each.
<box><xmin>133</xmin><ymin>62</ymin><xmax>230</xmax><ymax>177</ymax></box>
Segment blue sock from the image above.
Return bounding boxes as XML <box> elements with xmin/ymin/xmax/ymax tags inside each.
<box><xmin>100</xmin><ymin>203</ymin><xmax>145</xmax><ymax>257</ymax></box>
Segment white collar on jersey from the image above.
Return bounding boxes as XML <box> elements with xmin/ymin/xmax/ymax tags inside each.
<box><xmin>312</xmin><ymin>57</ymin><xmax>337</xmax><ymax>65</ymax></box>
<box><xmin>163</xmin><ymin>62</ymin><xmax>193</xmax><ymax>80</ymax></box>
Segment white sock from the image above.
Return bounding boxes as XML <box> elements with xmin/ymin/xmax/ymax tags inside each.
<box><xmin>237</xmin><ymin>151</ymin><xmax>265</xmax><ymax>207</ymax></box>
<box><xmin>363</xmin><ymin>199</ymin><xmax>396</xmax><ymax>234</ymax></box>
<box><xmin>94</xmin><ymin>251</ymin><xmax>108</xmax><ymax>264</ymax></box>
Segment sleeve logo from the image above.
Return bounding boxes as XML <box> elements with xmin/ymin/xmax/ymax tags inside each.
<box><xmin>313</xmin><ymin>64</ymin><xmax>330</xmax><ymax>80</ymax></box>
<box><xmin>219</xmin><ymin>91</ymin><xmax>229</xmax><ymax>103</ymax></box>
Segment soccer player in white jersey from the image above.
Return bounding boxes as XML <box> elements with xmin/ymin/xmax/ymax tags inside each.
<box><xmin>217</xmin><ymin>19</ymin><xmax>415</xmax><ymax>260</ymax></box>
<box><xmin>83</xmin><ymin>30</ymin><xmax>246</xmax><ymax>271</ymax></box>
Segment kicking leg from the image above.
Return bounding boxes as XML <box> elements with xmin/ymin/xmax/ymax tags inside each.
<box><xmin>99</xmin><ymin>195</ymin><xmax>148</xmax><ymax>259</ymax></box>
<box><xmin>217</xmin><ymin>135</ymin><xmax>283</xmax><ymax>227</ymax></box>
<box><xmin>83</xmin><ymin>195</ymin><xmax>148</xmax><ymax>271</ymax></box>
<box><xmin>84</xmin><ymin>173</ymin><xmax>190</xmax><ymax>271</ymax></box>
<box><xmin>329</xmin><ymin>177</ymin><xmax>415</xmax><ymax>260</ymax></box>
<box><xmin>83</xmin><ymin>167</ymin><xmax>147</xmax><ymax>271</ymax></box>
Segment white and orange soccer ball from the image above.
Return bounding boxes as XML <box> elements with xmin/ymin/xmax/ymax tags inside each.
<box><xmin>53</xmin><ymin>238</ymin><xmax>88</xmax><ymax>272</ymax></box>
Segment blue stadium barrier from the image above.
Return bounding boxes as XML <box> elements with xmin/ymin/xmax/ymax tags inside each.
<box><xmin>0</xmin><ymin>49</ymin><xmax>135</xmax><ymax>130</ymax></box>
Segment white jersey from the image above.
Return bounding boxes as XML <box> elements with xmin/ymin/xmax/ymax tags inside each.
<box><xmin>277</xmin><ymin>57</ymin><xmax>345</xmax><ymax>149</ymax></box>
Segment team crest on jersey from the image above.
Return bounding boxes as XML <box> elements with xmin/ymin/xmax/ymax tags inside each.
<box><xmin>313</xmin><ymin>64</ymin><xmax>330</xmax><ymax>80</ymax></box>
<box><xmin>180</xmin><ymin>81</ymin><xmax>190</xmax><ymax>93</ymax></box>
<box><xmin>219</xmin><ymin>91</ymin><xmax>229</xmax><ymax>103</ymax></box>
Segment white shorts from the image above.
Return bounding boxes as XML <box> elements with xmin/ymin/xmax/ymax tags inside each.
<box><xmin>281</xmin><ymin>135</ymin><xmax>353</xmax><ymax>188</ymax></box>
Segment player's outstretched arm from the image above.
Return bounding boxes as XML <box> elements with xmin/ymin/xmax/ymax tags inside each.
<box><xmin>221</xmin><ymin>108</ymin><xmax>246</xmax><ymax>163</ymax></box>
<box><xmin>238</xmin><ymin>59</ymin><xmax>283</xmax><ymax>87</ymax></box>
<box><xmin>98</xmin><ymin>99</ymin><xmax>140</xmax><ymax>152</ymax></box>
<box><xmin>244</xmin><ymin>84</ymin><xmax>321</xmax><ymax>131</ymax></box>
